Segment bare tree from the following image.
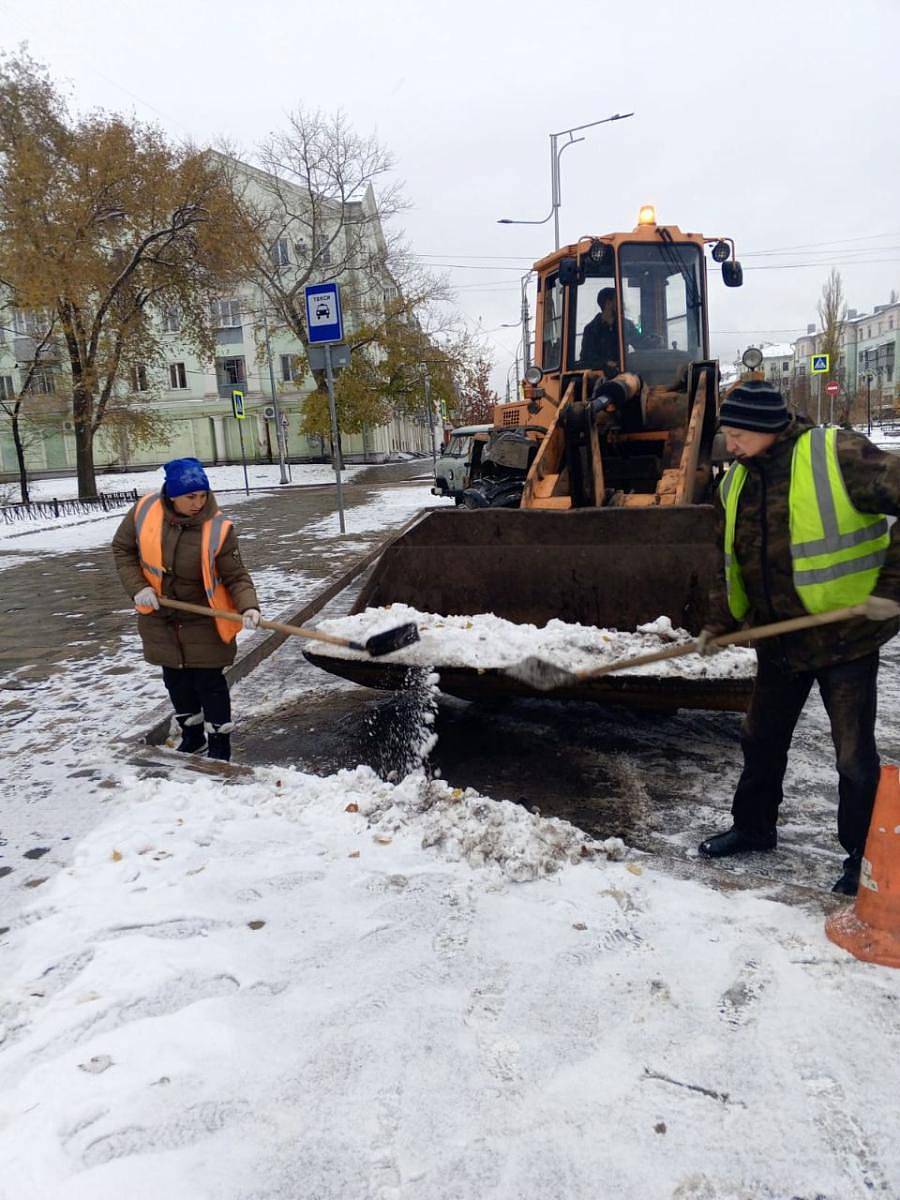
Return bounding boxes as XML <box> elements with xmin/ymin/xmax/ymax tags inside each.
<box><xmin>817</xmin><ymin>268</ymin><xmax>846</xmax><ymax>420</ymax></box>
<box><xmin>0</xmin><ymin>309</ymin><xmax>58</xmax><ymax>503</ymax></box>
<box><xmin>224</xmin><ymin>110</ymin><xmax>451</xmax><ymax>430</ymax></box>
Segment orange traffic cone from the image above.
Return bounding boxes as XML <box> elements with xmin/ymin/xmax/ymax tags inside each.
<box><xmin>826</xmin><ymin>764</ymin><xmax>900</xmax><ymax>969</ymax></box>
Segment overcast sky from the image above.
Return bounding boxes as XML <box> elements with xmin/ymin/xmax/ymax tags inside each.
<box><xmin>6</xmin><ymin>0</ymin><xmax>898</xmax><ymax>390</ymax></box>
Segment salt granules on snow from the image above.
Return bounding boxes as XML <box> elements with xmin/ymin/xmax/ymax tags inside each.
<box><xmin>315</xmin><ymin>606</ymin><xmax>756</xmax><ymax>679</ymax></box>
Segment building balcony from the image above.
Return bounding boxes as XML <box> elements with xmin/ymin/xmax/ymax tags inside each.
<box><xmin>215</xmin><ymin>326</ymin><xmax>244</xmax><ymax>346</ymax></box>
<box><xmin>216</xmin><ymin>379</ymin><xmax>249</xmax><ymax>399</ymax></box>
<box><xmin>13</xmin><ymin>335</ymin><xmax>61</xmax><ymax>364</ymax></box>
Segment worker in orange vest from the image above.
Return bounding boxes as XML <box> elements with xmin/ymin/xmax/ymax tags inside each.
<box><xmin>112</xmin><ymin>457</ymin><xmax>260</xmax><ymax>761</ymax></box>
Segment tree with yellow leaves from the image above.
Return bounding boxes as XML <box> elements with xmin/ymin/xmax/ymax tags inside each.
<box><xmin>0</xmin><ymin>52</ymin><xmax>248</xmax><ymax>497</ymax></box>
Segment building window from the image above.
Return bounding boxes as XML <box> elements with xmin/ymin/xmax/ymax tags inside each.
<box><xmin>31</xmin><ymin>367</ymin><xmax>56</xmax><ymax>395</ymax></box>
<box><xmin>211</xmin><ymin>299</ymin><xmax>242</xmax><ymax>329</ymax></box>
<box><xmin>12</xmin><ymin>308</ymin><xmax>50</xmax><ymax>337</ymax></box>
<box><xmin>782</xmin><ymin>361</ymin><xmax>789</xmax><ymax>372</ymax></box>
<box><xmin>271</xmin><ymin>238</ymin><xmax>290</xmax><ymax>267</ymax></box>
<box><xmin>0</xmin><ymin>375</ymin><xmax>14</xmax><ymax>400</ymax></box>
<box><xmin>130</xmin><ymin>364</ymin><xmax>149</xmax><ymax>392</ymax></box>
<box><xmin>163</xmin><ymin>306</ymin><xmax>181</xmax><ymax>333</ymax></box>
<box><xmin>313</xmin><ymin>235</ymin><xmax>332</xmax><ymax>267</ymax></box>
<box><xmin>220</xmin><ymin>355</ymin><xmax>244</xmax><ymax>384</ymax></box>
<box><xmin>169</xmin><ymin>362</ymin><xmax>188</xmax><ymax>389</ymax></box>
<box><xmin>280</xmin><ymin>354</ymin><xmax>297</xmax><ymax>382</ymax></box>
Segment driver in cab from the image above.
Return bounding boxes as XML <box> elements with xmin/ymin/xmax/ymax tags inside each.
<box><xmin>578</xmin><ymin>287</ymin><xmax>658</xmax><ymax>376</ymax></box>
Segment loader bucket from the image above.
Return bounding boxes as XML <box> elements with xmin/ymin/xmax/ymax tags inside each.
<box><xmin>304</xmin><ymin>507</ymin><xmax>753</xmax><ymax>712</ymax></box>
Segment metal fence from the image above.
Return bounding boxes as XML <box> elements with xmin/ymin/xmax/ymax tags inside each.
<box><xmin>0</xmin><ymin>489</ymin><xmax>139</xmax><ymax>525</ymax></box>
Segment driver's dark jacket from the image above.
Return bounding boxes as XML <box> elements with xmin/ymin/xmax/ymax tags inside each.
<box><xmin>579</xmin><ymin>315</ymin><xmax>645</xmax><ymax>372</ymax></box>
<box><xmin>706</xmin><ymin>417</ymin><xmax>900</xmax><ymax>672</ymax></box>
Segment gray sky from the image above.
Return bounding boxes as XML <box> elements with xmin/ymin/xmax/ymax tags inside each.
<box><xmin>7</xmin><ymin>0</ymin><xmax>899</xmax><ymax>390</ymax></box>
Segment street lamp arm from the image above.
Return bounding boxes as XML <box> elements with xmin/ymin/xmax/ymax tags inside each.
<box><xmin>551</xmin><ymin>112</ymin><xmax>634</xmax><ymax>137</ymax></box>
<box><xmin>498</xmin><ymin>207</ymin><xmax>555</xmax><ymax>226</ymax></box>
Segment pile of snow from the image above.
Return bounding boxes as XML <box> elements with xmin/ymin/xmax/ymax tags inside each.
<box><xmin>316</xmin><ymin>606</ymin><xmax>756</xmax><ymax>679</ymax></box>
<box><xmin>264</xmin><ymin>763</ymin><xmax>626</xmax><ymax>882</ymax></box>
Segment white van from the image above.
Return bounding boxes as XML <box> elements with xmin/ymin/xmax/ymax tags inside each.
<box><xmin>432</xmin><ymin>424</ymin><xmax>493</xmax><ymax>500</ymax></box>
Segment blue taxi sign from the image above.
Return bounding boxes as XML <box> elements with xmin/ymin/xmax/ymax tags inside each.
<box><xmin>305</xmin><ymin>282</ymin><xmax>343</xmax><ymax>345</ymax></box>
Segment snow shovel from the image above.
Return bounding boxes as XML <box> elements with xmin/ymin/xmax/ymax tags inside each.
<box><xmin>155</xmin><ymin>597</ymin><xmax>420</xmax><ymax>657</ymax></box>
<box><xmin>506</xmin><ymin>601</ymin><xmax>899</xmax><ymax>692</ymax></box>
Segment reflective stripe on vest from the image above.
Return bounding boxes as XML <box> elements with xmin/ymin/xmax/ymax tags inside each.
<box><xmin>134</xmin><ymin>496</ymin><xmax>240</xmax><ymax>643</ymax></box>
<box><xmin>789</xmin><ymin>427</ymin><xmax>889</xmax><ymax>610</ymax></box>
<box><xmin>719</xmin><ymin>460</ymin><xmax>751</xmax><ymax>620</ymax></box>
<box><xmin>200</xmin><ymin>513</ymin><xmax>240</xmax><ymax>644</ymax></box>
<box><xmin>721</xmin><ymin>428</ymin><xmax>889</xmax><ymax>618</ymax></box>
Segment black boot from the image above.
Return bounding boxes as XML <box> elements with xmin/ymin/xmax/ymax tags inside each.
<box><xmin>175</xmin><ymin>712</ymin><xmax>207</xmax><ymax>754</ymax></box>
<box><xmin>698</xmin><ymin>827</ymin><xmax>777</xmax><ymax>858</ymax></box>
<box><xmin>832</xmin><ymin>856</ymin><xmax>861</xmax><ymax>896</ymax></box>
<box><xmin>206</xmin><ymin>721</ymin><xmax>234</xmax><ymax>762</ymax></box>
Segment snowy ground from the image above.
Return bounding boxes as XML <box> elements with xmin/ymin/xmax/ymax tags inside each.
<box><xmin>2</xmin><ymin>481</ymin><xmax>900</xmax><ymax>1198</ymax></box>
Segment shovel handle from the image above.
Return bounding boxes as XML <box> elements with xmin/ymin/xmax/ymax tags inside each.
<box><xmin>155</xmin><ymin>596</ymin><xmax>356</xmax><ymax>649</ymax></box>
<box><xmin>576</xmin><ymin>603</ymin><xmax>872</xmax><ymax>681</ymax></box>
<box><xmin>709</xmin><ymin>603</ymin><xmax>869</xmax><ymax>648</ymax></box>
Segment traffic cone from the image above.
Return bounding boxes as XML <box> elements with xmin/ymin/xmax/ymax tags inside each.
<box><xmin>826</xmin><ymin>764</ymin><xmax>900</xmax><ymax>969</ymax></box>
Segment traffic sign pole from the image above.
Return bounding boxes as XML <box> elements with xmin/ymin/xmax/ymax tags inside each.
<box><xmin>324</xmin><ymin>342</ymin><xmax>346</xmax><ymax>534</ymax></box>
<box><xmin>231</xmin><ymin>390</ymin><xmax>250</xmax><ymax>495</ymax></box>
<box><xmin>262</xmin><ymin>309</ymin><xmax>289</xmax><ymax>485</ymax></box>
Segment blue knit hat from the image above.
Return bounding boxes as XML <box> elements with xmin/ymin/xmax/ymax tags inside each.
<box><xmin>718</xmin><ymin>380</ymin><xmax>790</xmax><ymax>433</ymax></box>
<box><xmin>163</xmin><ymin>457</ymin><xmax>210</xmax><ymax>499</ymax></box>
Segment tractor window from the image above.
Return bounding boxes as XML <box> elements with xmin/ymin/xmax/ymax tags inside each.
<box><xmin>541</xmin><ymin>273</ymin><xmax>564</xmax><ymax>371</ymax></box>
<box><xmin>619</xmin><ymin>243</ymin><xmax>705</xmax><ymax>386</ymax></box>
<box><xmin>574</xmin><ymin>268</ymin><xmax>617</xmax><ymax>371</ymax></box>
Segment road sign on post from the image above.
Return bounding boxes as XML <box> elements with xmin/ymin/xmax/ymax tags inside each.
<box><xmin>826</xmin><ymin>381</ymin><xmax>839</xmax><ymax>396</ymax></box>
<box><xmin>305</xmin><ymin>282</ymin><xmax>343</xmax><ymax>345</ymax></box>
<box><xmin>305</xmin><ymin>283</ymin><xmax>346</xmax><ymax>533</ymax></box>
<box><xmin>231</xmin><ymin>389</ymin><xmax>249</xmax><ymax>495</ymax></box>
<box><xmin>811</xmin><ymin>354</ymin><xmax>830</xmax><ymax>374</ymax></box>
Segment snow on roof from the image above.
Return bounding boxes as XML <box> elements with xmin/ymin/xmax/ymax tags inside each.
<box><xmin>761</xmin><ymin>343</ymin><xmax>795</xmax><ymax>359</ymax></box>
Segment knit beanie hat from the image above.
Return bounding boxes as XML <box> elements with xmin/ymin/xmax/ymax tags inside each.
<box><xmin>718</xmin><ymin>380</ymin><xmax>790</xmax><ymax>433</ymax></box>
<box><xmin>163</xmin><ymin>457</ymin><xmax>210</xmax><ymax>499</ymax></box>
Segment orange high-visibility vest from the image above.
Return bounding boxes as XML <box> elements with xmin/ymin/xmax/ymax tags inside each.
<box><xmin>133</xmin><ymin>492</ymin><xmax>240</xmax><ymax>643</ymax></box>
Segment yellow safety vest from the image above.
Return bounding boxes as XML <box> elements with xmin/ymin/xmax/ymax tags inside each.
<box><xmin>720</xmin><ymin>427</ymin><xmax>889</xmax><ymax>619</ymax></box>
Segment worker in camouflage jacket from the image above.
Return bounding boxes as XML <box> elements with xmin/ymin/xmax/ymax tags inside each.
<box><xmin>697</xmin><ymin>380</ymin><xmax>900</xmax><ymax>895</ymax></box>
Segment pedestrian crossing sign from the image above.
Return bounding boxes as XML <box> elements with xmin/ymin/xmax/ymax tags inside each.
<box><xmin>231</xmin><ymin>389</ymin><xmax>246</xmax><ymax>419</ymax></box>
<box><xmin>811</xmin><ymin>354</ymin><xmax>829</xmax><ymax>374</ymax></box>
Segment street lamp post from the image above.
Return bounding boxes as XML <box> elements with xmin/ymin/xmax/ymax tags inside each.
<box><xmin>261</xmin><ymin>309</ymin><xmax>290</xmax><ymax>484</ymax></box>
<box><xmin>498</xmin><ymin>113</ymin><xmax>634</xmax><ymax>249</ymax></box>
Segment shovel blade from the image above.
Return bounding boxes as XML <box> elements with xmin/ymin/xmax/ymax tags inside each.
<box><xmin>503</xmin><ymin>656</ymin><xmax>579</xmax><ymax>692</ymax></box>
<box><xmin>364</xmin><ymin>622</ymin><xmax>420</xmax><ymax>658</ymax></box>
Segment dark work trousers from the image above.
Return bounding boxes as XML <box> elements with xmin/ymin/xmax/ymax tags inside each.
<box><xmin>162</xmin><ymin>666</ymin><xmax>231</xmax><ymax>727</ymax></box>
<box><xmin>732</xmin><ymin>650</ymin><xmax>880</xmax><ymax>866</ymax></box>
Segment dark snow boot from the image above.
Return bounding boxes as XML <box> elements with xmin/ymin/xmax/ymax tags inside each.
<box><xmin>698</xmin><ymin>827</ymin><xmax>777</xmax><ymax>858</ymax></box>
<box><xmin>206</xmin><ymin>721</ymin><xmax>234</xmax><ymax>762</ymax></box>
<box><xmin>175</xmin><ymin>712</ymin><xmax>207</xmax><ymax>755</ymax></box>
<box><xmin>832</xmin><ymin>857</ymin><xmax>861</xmax><ymax>896</ymax></box>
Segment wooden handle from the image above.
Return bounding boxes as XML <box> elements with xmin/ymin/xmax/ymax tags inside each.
<box><xmin>156</xmin><ymin>596</ymin><xmax>355</xmax><ymax>649</ymax></box>
<box><xmin>709</xmin><ymin>604</ymin><xmax>868</xmax><ymax>648</ymax></box>
<box><xmin>576</xmin><ymin>603</ymin><xmax>870</xmax><ymax>681</ymax></box>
